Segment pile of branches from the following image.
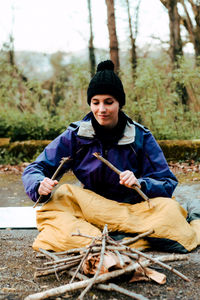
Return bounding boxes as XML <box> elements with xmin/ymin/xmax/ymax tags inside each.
<box><xmin>25</xmin><ymin>226</ymin><xmax>189</xmax><ymax>300</ymax></box>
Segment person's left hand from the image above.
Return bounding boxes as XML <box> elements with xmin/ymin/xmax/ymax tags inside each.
<box><xmin>119</xmin><ymin>170</ymin><xmax>141</xmax><ymax>188</ymax></box>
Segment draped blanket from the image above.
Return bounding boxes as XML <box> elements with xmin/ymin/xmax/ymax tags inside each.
<box><xmin>33</xmin><ymin>184</ymin><xmax>200</xmax><ymax>253</ymax></box>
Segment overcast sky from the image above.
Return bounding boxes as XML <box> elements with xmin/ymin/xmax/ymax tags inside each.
<box><xmin>0</xmin><ymin>0</ymin><xmax>189</xmax><ymax>54</ymax></box>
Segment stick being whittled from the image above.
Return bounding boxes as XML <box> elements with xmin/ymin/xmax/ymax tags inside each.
<box><xmin>33</xmin><ymin>156</ymin><xmax>71</xmax><ymax>208</ymax></box>
<box><xmin>93</xmin><ymin>152</ymin><xmax>152</xmax><ymax>208</ymax></box>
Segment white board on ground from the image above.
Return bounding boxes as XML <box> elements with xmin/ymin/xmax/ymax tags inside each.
<box><xmin>0</xmin><ymin>207</ymin><xmax>40</xmax><ymax>228</ymax></box>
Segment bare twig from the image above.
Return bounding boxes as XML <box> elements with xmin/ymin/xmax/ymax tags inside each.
<box><xmin>33</xmin><ymin>156</ymin><xmax>71</xmax><ymax>208</ymax></box>
<box><xmin>114</xmin><ymin>250</ymin><xmax>125</xmax><ymax>267</ymax></box>
<box><xmin>68</xmin><ymin>271</ymin><xmax>149</xmax><ymax>300</ymax></box>
<box><xmin>34</xmin><ymin>260</ymin><xmax>81</xmax><ymax>278</ymax></box>
<box><xmin>43</xmin><ymin>254</ymin><xmax>84</xmax><ymax>266</ymax></box>
<box><xmin>39</xmin><ymin>248</ymin><xmax>59</xmax><ymax>261</ymax></box>
<box><xmin>78</xmin><ymin>224</ymin><xmax>108</xmax><ymax>299</ymax></box>
<box><xmin>93</xmin><ymin>152</ymin><xmax>152</xmax><ymax>207</ymax></box>
<box><xmin>99</xmin><ymin>283</ymin><xmax>149</xmax><ymax>300</ymax></box>
<box><xmin>121</xmin><ymin>230</ymin><xmax>154</xmax><ymax>245</ymax></box>
<box><xmin>69</xmin><ymin>238</ymin><xmax>96</xmax><ymax>284</ymax></box>
<box><xmin>71</xmin><ymin>232</ymin><xmax>101</xmax><ymax>241</ymax></box>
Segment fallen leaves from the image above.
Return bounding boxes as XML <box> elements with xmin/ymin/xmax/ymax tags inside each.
<box><xmin>0</xmin><ymin>163</ymin><xmax>28</xmax><ymax>174</ymax></box>
<box><xmin>82</xmin><ymin>251</ymin><xmax>132</xmax><ymax>275</ymax></box>
<box><xmin>169</xmin><ymin>160</ymin><xmax>200</xmax><ymax>182</ymax></box>
<box><xmin>169</xmin><ymin>160</ymin><xmax>200</xmax><ymax>175</ymax></box>
<box><xmin>130</xmin><ymin>266</ymin><xmax>166</xmax><ymax>285</ymax></box>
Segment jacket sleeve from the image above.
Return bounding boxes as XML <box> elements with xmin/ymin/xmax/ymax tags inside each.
<box><xmin>137</xmin><ymin>130</ymin><xmax>178</xmax><ymax>198</ymax></box>
<box><xmin>22</xmin><ymin>129</ymin><xmax>75</xmax><ymax>202</ymax></box>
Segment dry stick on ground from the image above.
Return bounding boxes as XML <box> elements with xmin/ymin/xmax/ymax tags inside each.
<box><xmin>114</xmin><ymin>249</ymin><xmax>125</xmax><ymax>267</ymax></box>
<box><xmin>108</xmin><ymin>238</ymin><xmax>190</xmax><ymax>282</ymax></box>
<box><xmin>69</xmin><ymin>237</ymin><xmax>96</xmax><ymax>284</ymax></box>
<box><xmin>39</xmin><ymin>248</ymin><xmax>60</xmax><ymax>261</ymax></box>
<box><xmin>43</xmin><ymin>254</ymin><xmax>84</xmax><ymax>266</ymax></box>
<box><xmin>78</xmin><ymin>224</ymin><xmax>108</xmax><ymax>300</ymax></box>
<box><xmin>68</xmin><ymin>270</ymin><xmax>149</xmax><ymax>300</ymax></box>
<box><xmin>93</xmin><ymin>152</ymin><xmax>152</xmax><ymax>208</ymax></box>
<box><xmin>33</xmin><ymin>156</ymin><xmax>71</xmax><ymax>208</ymax></box>
<box><xmin>121</xmin><ymin>229</ymin><xmax>154</xmax><ymax>245</ymax></box>
<box><xmin>72</xmin><ymin>230</ymin><xmax>154</xmax><ymax>245</ymax></box>
<box><xmin>34</xmin><ymin>260</ymin><xmax>81</xmax><ymax>278</ymax></box>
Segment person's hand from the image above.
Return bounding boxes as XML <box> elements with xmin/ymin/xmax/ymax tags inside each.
<box><xmin>38</xmin><ymin>177</ymin><xmax>58</xmax><ymax>196</ymax></box>
<box><xmin>119</xmin><ymin>170</ymin><xmax>141</xmax><ymax>189</ymax></box>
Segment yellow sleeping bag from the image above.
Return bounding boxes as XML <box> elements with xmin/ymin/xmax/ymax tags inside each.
<box><xmin>33</xmin><ymin>184</ymin><xmax>200</xmax><ymax>252</ymax></box>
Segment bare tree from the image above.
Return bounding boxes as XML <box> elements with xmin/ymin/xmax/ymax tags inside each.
<box><xmin>125</xmin><ymin>0</ymin><xmax>141</xmax><ymax>79</ymax></box>
<box><xmin>179</xmin><ymin>0</ymin><xmax>200</xmax><ymax>64</ymax></box>
<box><xmin>161</xmin><ymin>0</ymin><xmax>188</xmax><ymax>106</ymax></box>
<box><xmin>161</xmin><ymin>0</ymin><xmax>183</xmax><ymax>64</ymax></box>
<box><xmin>105</xmin><ymin>0</ymin><xmax>120</xmax><ymax>73</ymax></box>
<box><xmin>87</xmin><ymin>0</ymin><xmax>96</xmax><ymax>77</ymax></box>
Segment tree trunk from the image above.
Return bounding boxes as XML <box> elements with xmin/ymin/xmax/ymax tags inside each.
<box><xmin>168</xmin><ymin>0</ymin><xmax>183</xmax><ymax>64</ymax></box>
<box><xmin>194</xmin><ymin>10</ymin><xmax>200</xmax><ymax>63</ymax></box>
<box><xmin>125</xmin><ymin>0</ymin><xmax>138</xmax><ymax>80</ymax></box>
<box><xmin>179</xmin><ymin>0</ymin><xmax>200</xmax><ymax>64</ymax></box>
<box><xmin>105</xmin><ymin>0</ymin><xmax>120</xmax><ymax>73</ymax></box>
<box><xmin>87</xmin><ymin>0</ymin><xmax>96</xmax><ymax>77</ymax></box>
<box><xmin>161</xmin><ymin>0</ymin><xmax>188</xmax><ymax>106</ymax></box>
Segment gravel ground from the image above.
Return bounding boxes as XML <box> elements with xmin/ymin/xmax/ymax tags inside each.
<box><xmin>0</xmin><ymin>229</ymin><xmax>200</xmax><ymax>300</ymax></box>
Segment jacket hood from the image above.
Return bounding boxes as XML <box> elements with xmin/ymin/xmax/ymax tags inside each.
<box><xmin>77</xmin><ymin>112</ymin><xmax>136</xmax><ymax>145</ymax></box>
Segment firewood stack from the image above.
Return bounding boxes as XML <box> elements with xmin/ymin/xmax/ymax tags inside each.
<box><xmin>25</xmin><ymin>225</ymin><xmax>189</xmax><ymax>300</ymax></box>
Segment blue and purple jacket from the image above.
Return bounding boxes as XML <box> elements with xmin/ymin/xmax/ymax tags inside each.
<box><xmin>22</xmin><ymin>112</ymin><xmax>178</xmax><ymax>203</ymax></box>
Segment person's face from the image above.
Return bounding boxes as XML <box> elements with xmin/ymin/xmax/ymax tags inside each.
<box><xmin>90</xmin><ymin>94</ymin><xmax>119</xmax><ymax>129</ymax></box>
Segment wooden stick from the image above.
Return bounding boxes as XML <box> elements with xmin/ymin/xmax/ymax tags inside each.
<box><xmin>52</xmin><ymin>246</ymin><xmax>91</xmax><ymax>256</ymax></box>
<box><xmin>93</xmin><ymin>152</ymin><xmax>151</xmax><ymax>207</ymax></box>
<box><xmin>78</xmin><ymin>224</ymin><xmax>108</xmax><ymax>299</ymax></box>
<box><xmin>69</xmin><ymin>238</ymin><xmax>96</xmax><ymax>284</ymax></box>
<box><xmin>121</xmin><ymin>230</ymin><xmax>154</xmax><ymax>245</ymax></box>
<box><xmin>33</xmin><ymin>156</ymin><xmax>71</xmax><ymax>208</ymax></box>
<box><xmin>39</xmin><ymin>248</ymin><xmax>59</xmax><ymax>261</ymax></box>
<box><xmin>114</xmin><ymin>249</ymin><xmax>125</xmax><ymax>267</ymax></box>
<box><xmin>68</xmin><ymin>270</ymin><xmax>149</xmax><ymax>300</ymax></box>
<box><xmin>99</xmin><ymin>283</ymin><xmax>149</xmax><ymax>300</ymax></box>
<box><xmin>43</xmin><ymin>254</ymin><xmax>84</xmax><ymax>266</ymax></box>
<box><xmin>71</xmin><ymin>232</ymin><xmax>101</xmax><ymax>241</ymax></box>
<box><xmin>34</xmin><ymin>260</ymin><xmax>80</xmax><ymax>278</ymax></box>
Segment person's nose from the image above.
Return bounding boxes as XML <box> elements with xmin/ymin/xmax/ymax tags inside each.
<box><xmin>99</xmin><ymin>103</ymin><xmax>106</xmax><ymax>113</ymax></box>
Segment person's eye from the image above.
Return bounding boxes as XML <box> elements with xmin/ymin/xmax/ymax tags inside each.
<box><xmin>105</xmin><ymin>101</ymin><xmax>113</xmax><ymax>105</ymax></box>
<box><xmin>92</xmin><ymin>101</ymin><xmax>99</xmax><ymax>105</ymax></box>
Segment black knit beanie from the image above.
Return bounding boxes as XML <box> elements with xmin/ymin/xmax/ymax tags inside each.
<box><xmin>87</xmin><ymin>60</ymin><xmax>126</xmax><ymax>108</ymax></box>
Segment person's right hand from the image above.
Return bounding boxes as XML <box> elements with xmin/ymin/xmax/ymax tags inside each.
<box><xmin>38</xmin><ymin>177</ymin><xmax>58</xmax><ymax>196</ymax></box>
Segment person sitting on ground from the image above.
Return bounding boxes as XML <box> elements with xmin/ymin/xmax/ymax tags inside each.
<box><xmin>22</xmin><ymin>60</ymin><xmax>200</xmax><ymax>253</ymax></box>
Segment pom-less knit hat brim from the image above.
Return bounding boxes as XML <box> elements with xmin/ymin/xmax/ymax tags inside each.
<box><xmin>87</xmin><ymin>60</ymin><xmax>125</xmax><ymax>107</ymax></box>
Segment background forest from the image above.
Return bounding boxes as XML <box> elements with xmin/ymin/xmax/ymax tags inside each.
<box><xmin>0</xmin><ymin>0</ymin><xmax>200</xmax><ymax>142</ymax></box>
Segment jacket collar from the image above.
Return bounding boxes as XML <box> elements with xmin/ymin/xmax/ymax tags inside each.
<box><xmin>77</xmin><ymin>119</ymin><xmax>135</xmax><ymax>145</ymax></box>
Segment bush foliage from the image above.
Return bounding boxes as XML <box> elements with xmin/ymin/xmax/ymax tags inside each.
<box><xmin>0</xmin><ymin>51</ymin><xmax>200</xmax><ymax>141</ymax></box>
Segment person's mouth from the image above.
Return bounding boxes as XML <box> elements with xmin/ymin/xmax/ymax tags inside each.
<box><xmin>98</xmin><ymin>115</ymin><xmax>109</xmax><ymax>119</ymax></box>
